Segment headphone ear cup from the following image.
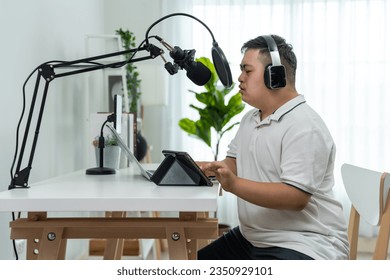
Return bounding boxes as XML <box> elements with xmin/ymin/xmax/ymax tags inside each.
<box><xmin>264</xmin><ymin>64</ymin><xmax>273</xmax><ymax>89</ymax></box>
<box><xmin>264</xmin><ymin>64</ymin><xmax>287</xmax><ymax>89</ymax></box>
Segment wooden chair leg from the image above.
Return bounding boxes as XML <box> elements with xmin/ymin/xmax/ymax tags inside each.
<box><xmin>373</xmin><ymin>196</ymin><xmax>390</xmax><ymax>260</ymax></box>
<box><xmin>348</xmin><ymin>207</ymin><xmax>360</xmax><ymax>260</ymax></box>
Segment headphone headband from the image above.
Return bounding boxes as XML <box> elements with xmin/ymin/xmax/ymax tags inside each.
<box><xmin>262</xmin><ymin>35</ymin><xmax>282</xmax><ymax>66</ymax></box>
<box><xmin>261</xmin><ymin>35</ymin><xmax>286</xmax><ymax>89</ymax></box>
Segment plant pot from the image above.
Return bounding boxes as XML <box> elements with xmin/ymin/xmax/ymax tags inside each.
<box><xmin>95</xmin><ymin>146</ymin><xmax>121</xmax><ymax>170</ymax></box>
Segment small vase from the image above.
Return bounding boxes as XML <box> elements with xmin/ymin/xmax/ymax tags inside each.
<box><xmin>95</xmin><ymin>146</ymin><xmax>121</xmax><ymax>170</ymax></box>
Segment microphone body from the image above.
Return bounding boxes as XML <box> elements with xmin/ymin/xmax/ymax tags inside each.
<box><xmin>169</xmin><ymin>46</ymin><xmax>211</xmax><ymax>86</ymax></box>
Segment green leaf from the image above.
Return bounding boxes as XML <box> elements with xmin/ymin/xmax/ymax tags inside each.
<box><xmin>116</xmin><ymin>28</ymin><xmax>141</xmax><ymax>113</ymax></box>
<box><xmin>195</xmin><ymin>120</ymin><xmax>212</xmax><ymax>146</ymax></box>
<box><xmin>178</xmin><ymin>118</ymin><xmax>211</xmax><ymax>147</ymax></box>
<box><xmin>195</xmin><ymin>91</ymin><xmax>211</xmax><ymax>105</ymax></box>
<box><xmin>178</xmin><ymin>118</ymin><xmax>196</xmax><ymax>135</ymax></box>
<box><xmin>178</xmin><ymin>56</ymin><xmax>245</xmax><ymax>157</ymax></box>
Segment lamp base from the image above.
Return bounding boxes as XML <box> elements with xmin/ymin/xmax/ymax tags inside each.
<box><xmin>85</xmin><ymin>167</ymin><xmax>116</xmax><ymax>175</ymax></box>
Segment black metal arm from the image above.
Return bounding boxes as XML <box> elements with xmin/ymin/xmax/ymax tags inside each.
<box><xmin>9</xmin><ymin>43</ymin><xmax>163</xmax><ymax>189</ymax></box>
<box><xmin>9</xmin><ymin>12</ymin><xmax>232</xmax><ymax>190</ymax></box>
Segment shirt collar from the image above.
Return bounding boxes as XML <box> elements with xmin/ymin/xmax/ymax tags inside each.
<box><xmin>252</xmin><ymin>95</ymin><xmax>306</xmax><ymax>126</ymax></box>
<box><xmin>271</xmin><ymin>94</ymin><xmax>306</xmax><ymax>121</ymax></box>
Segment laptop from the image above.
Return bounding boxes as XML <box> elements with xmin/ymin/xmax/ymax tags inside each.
<box><xmin>105</xmin><ymin>123</ymin><xmax>155</xmax><ymax>180</ymax></box>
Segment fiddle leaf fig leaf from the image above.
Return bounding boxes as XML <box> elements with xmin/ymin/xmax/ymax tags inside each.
<box><xmin>178</xmin><ymin>118</ymin><xmax>196</xmax><ymax>135</ymax></box>
<box><xmin>179</xmin><ymin>57</ymin><xmax>245</xmax><ymax>159</ymax></box>
<box><xmin>226</xmin><ymin>93</ymin><xmax>245</xmax><ymax>116</ymax></box>
<box><xmin>194</xmin><ymin>91</ymin><xmax>211</xmax><ymax>105</ymax></box>
<box><xmin>179</xmin><ymin>118</ymin><xmax>211</xmax><ymax>147</ymax></box>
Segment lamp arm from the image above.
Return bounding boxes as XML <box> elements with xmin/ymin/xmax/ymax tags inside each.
<box><xmin>9</xmin><ymin>44</ymin><xmax>163</xmax><ymax>190</ymax></box>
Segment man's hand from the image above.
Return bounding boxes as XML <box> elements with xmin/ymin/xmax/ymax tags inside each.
<box><xmin>198</xmin><ymin>160</ymin><xmax>237</xmax><ymax>193</ymax></box>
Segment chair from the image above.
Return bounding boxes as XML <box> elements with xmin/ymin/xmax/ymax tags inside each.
<box><xmin>341</xmin><ymin>163</ymin><xmax>390</xmax><ymax>259</ymax></box>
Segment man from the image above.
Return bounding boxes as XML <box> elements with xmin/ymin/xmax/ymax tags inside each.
<box><xmin>197</xmin><ymin>35</ymin><xmax>349</xmax><ymax>260</ymax></box>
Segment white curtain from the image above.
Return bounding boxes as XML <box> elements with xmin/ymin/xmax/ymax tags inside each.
<box><xmin>161</xmin><ymin>0</ymin><xmax>390</xmax><ymax>235</ymax></box>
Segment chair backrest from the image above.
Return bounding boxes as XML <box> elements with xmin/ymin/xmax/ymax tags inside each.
<box><xmin>341</xmin><ymin>163</ymin><xmax>390</xmax><ymax>259</ymax></box>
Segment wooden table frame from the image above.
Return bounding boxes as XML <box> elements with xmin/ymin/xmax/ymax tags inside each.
<box><xmin>1</xmin><ymin>166</ymin><xmax>220</xmax><ymax>260</ymax></box>
<box><xmin>10</xmin><ymin>211</ymin><xmax>217</xmax><ymax>260</ymax></box>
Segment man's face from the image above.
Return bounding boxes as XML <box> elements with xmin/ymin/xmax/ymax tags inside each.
<box><xmin>238</xmin><ymin>49</ymin><xmax>268</xmax><ymax>108</ymax></box>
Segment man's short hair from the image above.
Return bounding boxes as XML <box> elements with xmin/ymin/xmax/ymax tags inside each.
<box><xmin>241</xmin><ymin>35</ymin><xmax>297</xmax><ymax>84</ymax></box>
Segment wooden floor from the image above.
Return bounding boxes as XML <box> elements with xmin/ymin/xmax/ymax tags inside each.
<box><xmin>356</xmin><ymin>237</ymin><xmax>390</xmax><ymax>260</ymax></box>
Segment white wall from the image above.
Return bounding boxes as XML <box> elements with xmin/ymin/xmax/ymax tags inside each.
<box><xmin>0</xmin><ymin>0</ymin><xmax>205</xmax><ymax>260</ymax></box>
<box><xmin>0</xmin><ymin>0</ymin><xmax>176</xmax><ymax>261</ymax></box>
<box><xmin>103</xmin><ymin>0</ymin><xmax>166</xmax><ymax>162</ymax></box>
<box><xmin>104</xmin><ymin>0</ymin><xmax>190</xmax><ymax>163</ymax></box>
<box><xmin>0</xmin><ymin>0</ymin><xmax>107</xmax><ymax>260</ymax></box>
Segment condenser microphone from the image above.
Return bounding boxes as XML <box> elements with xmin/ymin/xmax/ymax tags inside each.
<box><xmin>169</xmin><ymin>46</ymin><xmax>211</xmax><ymax>86</ymax></box>
<box><xmin>146</xmin><ymin>13</ymin><xmax>233</xmax><ymax>88</ymax></box>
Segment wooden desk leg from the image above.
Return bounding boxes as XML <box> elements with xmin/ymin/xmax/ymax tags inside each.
<box><xmin>26</xmin><ymin>238</ymin><xmax>40</xmax><ymax>260</ymax></box>
<box><xmin>178</xmin><ymin>212</ymin><xmax>209</xmax><ymax>260</ymax></box>
<box><xmin>194</xmin><ymin>212</ymin><xmax>210</xmax><ymax>252</ymax></box>
<box><xmin>186</xmin><ymin>237</ymin><xmax>198</xmax><ymax>260</ymax></box>
<box><xmin>103</xmin><ymin>211</ymin><xmax>126</xmax><ymax>260</ymax></box>
<box><xmin>104</xmin><ymin>238</ymin><xmax>125</xmax><ymax>260</ymax></box>
<box><xmin>152</xmin><ymin>211</ymin><xmax>165</xmax><ymax>259</ymax></box>
<box><xmin>165</xmin><ymin>226</ymin><xmax>188</xmax><ymax>260</ymax></box>
<box><xmin>165</xmin><ymin>212</ymin><xmax>211</xmax><ymax>260</ymax></box>
<box><xmin>25</xmin><ymin>212</ymin><xmax>66</xmax><ymax>260</ymax></box>
<box><xmin>57</xmin><ymin>239</ymin><xmax>68</xmax><ymax>260</ymax></box>
<box><xmin>37</xmin><ymin>227</ymin><xmax>66</xmax><ymax>260</ymax></box>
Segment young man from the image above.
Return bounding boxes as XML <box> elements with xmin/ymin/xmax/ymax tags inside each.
<box><xmin>197</xmin><ymin>35</ymin><xmax>349</xmax><ymax>260</ymax></box>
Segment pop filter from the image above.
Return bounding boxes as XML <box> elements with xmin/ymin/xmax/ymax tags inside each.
<box><xmin>212</xmin><ymin>42</ymin><xmax>233</xmax><ymax>88</ymax></box>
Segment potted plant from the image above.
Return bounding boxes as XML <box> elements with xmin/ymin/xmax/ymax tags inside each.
<box><xmin>115</xmin><ymin>28</ymin><xmax>142</xmax><ymax>113</ymax></box>
<box><xmin>92</xmin><ymin>133</ymin><xmax>121</xmax><ymax>169</ymax></box>
<box><xmin>116</xmin><ymin>28</ymin><xmax>149</xmax><ymax>162</ymax></box>
<box><xmin>179</xmin><ymin>57</ymin><xmax>245</xmax><ymax>160</ymax></box>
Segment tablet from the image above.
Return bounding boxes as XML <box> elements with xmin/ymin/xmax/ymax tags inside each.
<box><xmin>150</xmin><ymin>150</ymin><xmax>213</xmax><ymax>186</ymax></box>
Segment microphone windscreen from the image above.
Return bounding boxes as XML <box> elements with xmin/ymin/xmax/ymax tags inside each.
<box><xmin>212</xmin><ymin>43</ymin><xmax>233</xmax><ymax>88</ymax></box>
<box><xmin>186</xmin><ymin>61</ymin><xmax>212</xmax><ymax>86</ymax></box>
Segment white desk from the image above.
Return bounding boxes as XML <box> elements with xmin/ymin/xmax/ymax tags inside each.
<box><xmin>0</xmin><ymin>165</ymin><xmax>219</xmax><ymax>260</ymax></box>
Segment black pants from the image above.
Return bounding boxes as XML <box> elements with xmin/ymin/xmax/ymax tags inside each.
<box><xmin>197</xmin><ymin>226</ymin><xmax>314</xmax><ymax>260</ymax></box>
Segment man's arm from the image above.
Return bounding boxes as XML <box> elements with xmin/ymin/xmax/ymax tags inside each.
<box><xmin>201</xmin><ymin>160</ymin><xmax>310</xmax><ymax>211</ymax></box>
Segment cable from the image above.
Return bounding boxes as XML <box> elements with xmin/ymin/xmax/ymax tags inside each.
<box><xmin>144</xmin><ymin>13</ymin><xmax>216</xmax><ymax>46</ymax></box>
<box><xmin>9</xmin><ymin>60</ymin><xmax>69</xmax><ymax>183</ymax></box>
<box><xmin>11</xmin><ymin>212</ymin><xmax>19</xmax><ymax>260</ymax></box>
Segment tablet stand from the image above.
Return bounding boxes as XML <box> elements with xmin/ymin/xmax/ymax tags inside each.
<box><xmin>151</xmin><ymin>155</ymin><xmax>207</xmax><ymax>186</ymax></box>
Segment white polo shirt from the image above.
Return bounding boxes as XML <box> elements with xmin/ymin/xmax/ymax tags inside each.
<box><xmin>226</xmin><ymin>95</ymin><xmax>349</xmax><ymax>259</ymax></box>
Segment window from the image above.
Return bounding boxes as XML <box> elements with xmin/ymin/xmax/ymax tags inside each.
<box><xmin>162</xmin><ymin>0</ymin><xmax>390</xmax><ymax>234</ymax></box>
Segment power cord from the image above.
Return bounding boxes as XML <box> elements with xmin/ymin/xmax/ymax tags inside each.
<box><xmin>11</xmin><ymin>212</ymin><xmax>21</xmax><ymax>260</ymax></box>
